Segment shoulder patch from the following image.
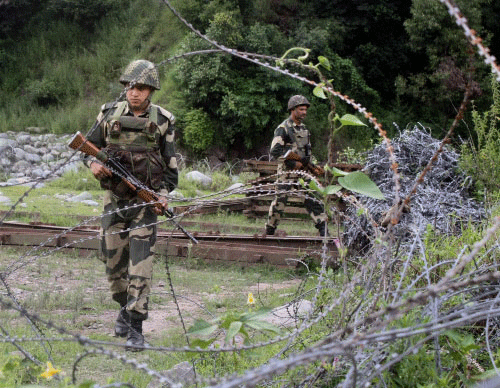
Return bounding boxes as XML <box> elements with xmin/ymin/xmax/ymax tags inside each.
<box><xmin>156</xmin><ymin>105</ymin><xmax>175</xmax><ymax>125</ymax></box>
<box><xmin>101</xmin><ymin>101</ymin><xmax>119</xmax><ymax>112</ymax></box>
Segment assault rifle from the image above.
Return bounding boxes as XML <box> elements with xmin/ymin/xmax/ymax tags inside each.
<box><xmin>284</xmin><ymin>150</ymin><xmax>325</xmax><ymax>177</ymax></box>
<box><xmin>68</xmin><ymin>131</ymin><xmax>198</xmax><ymax>244</ymax></box>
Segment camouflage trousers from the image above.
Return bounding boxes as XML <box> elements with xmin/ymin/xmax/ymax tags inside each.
<box><xmin>266</xmin><ymin>178</ymin><xmax>327</xmax><ymax>231</ymax></box>
<box><xmin>100</xmin><ymin>191</ymin><xmax>157</xmax><ymax>320</ymax></box>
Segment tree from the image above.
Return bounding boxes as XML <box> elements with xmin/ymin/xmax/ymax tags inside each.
<box><xmin>398</xmin><ymin>0</ymin><xmax>492</xmax><ymax>134</ymax></box>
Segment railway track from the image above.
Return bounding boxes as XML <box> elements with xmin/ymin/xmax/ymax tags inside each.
<box><xmin>0</xmin><ymin>221</ymin><xmax>338</xmax><ymax>268</ymax></box>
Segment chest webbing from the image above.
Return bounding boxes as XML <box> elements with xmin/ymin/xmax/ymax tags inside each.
<box><xmin>106</xmin><ymin>101</ymin><xmax>159</xmax><ymax>149</ymax></box>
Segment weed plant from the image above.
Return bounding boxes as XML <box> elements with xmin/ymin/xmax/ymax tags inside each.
<box><xmin>460</xmin><ymin>74</ymin><xmax>500</xmax><ymax>203</ymax></box>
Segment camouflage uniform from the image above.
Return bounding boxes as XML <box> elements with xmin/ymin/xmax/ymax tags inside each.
<box><xmin>265</xmin><ymin>105</ymin><xmax>327</xmax><ymax>235</ymax></box>
<box><xmin>85</xmin><ymin>96</ymin><xmax>178</xmax><ymax>321</ymax></box>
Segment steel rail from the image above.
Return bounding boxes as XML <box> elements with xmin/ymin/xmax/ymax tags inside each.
<box><xmin>0</xmin><ymin>221</ymin><xmax>337</xmax><ymax>268</ymax></box>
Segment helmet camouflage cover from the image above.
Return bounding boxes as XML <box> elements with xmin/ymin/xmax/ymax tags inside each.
<box><xmin>287</xmin><ymin>95</ymin><xmax>310</xmax><ymax>111</ymax></box>
<box><xmin>119</xmin><ymin>59</ymin><xmax>161</xmax><ymax>90</ymax></box>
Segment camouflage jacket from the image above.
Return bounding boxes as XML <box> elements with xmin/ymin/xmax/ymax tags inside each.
<box><xmin>84</xmin><ymin>101</ymin><xmax>178</xmax><ymax>194</ymax></box>
<box><xmin>269</xmin><ymin>116</ymin><xmax>311</xmax><ymax>170</ymax></box>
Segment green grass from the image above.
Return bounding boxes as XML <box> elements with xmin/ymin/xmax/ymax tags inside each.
<box><xmin>0</xmin><ymin>243</ymin><xmax>302</xmax><ymax>387</ymax></box>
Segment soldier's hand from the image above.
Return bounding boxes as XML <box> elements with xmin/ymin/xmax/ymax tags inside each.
<box><xmin>313</xmin><ymin>166</ymin><xmax>325</xmax><ymax>177</ymax></box>
<box><xmin>293</xmin><ymin>161</ymin><xmax>303</xmax><ymax>170</ymax></box>
<box><xmin>90</xmin><ymin>161</ymin><xmax>112</xmax><ymax>180</ymax></box>
<box><xmin>301</xmin><ymin>156</ymin><xmax>310</xmax><ymax>165</ymax></box>
<box><xmin>153</xmin><ymin>196</ymin><xmax>168</xmax><ymax>215</ymax></box>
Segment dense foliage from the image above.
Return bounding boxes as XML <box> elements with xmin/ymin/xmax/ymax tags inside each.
<box><xmin>0</xmin><ymin>0</ymin><xmax>499</xmax><ymax>159</ymax></box>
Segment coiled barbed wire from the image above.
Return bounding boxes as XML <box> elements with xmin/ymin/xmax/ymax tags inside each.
<box><xmin>2</xmin><ymin>0</ymin><xmax>500</xmax><ymax>387</ymax></box>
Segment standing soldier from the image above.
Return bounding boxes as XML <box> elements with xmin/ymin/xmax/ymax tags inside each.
<box><xmin>265</xmin><ymin>95</ymin><xmax>328</xmax><ymax>237</ymax></box>
<box><xmin>83</xmin><ymin>59</ymin><xmax>178</xmax><ymax>351</ymax></box>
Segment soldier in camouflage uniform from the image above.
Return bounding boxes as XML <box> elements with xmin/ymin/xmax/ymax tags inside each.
<box><xmin>265</xmin><ymin>95</ymin><xmax>328</xmax><ymax>237</ymax></box>
<box><xmin>83</xmin><ymin>60</ymin><xmax>178</xmax><ymax>351</ymax></box>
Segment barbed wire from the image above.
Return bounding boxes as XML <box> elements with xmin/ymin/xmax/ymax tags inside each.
<box><xmin>1</xmin><ymin>0</ymin><xmax>500</xmax><ymax>387</ymax></box>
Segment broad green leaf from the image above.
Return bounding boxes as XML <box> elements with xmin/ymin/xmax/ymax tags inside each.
<box><xmin>318</xmin><ymin>56</ymin><xmax>331</xmax><ymax>71</ymax></box>
<box><xmin>245</xmin><ymin>319</ymin><xmax>281</xmax><ymax>334</ymax></box>
<box><xmin>226</xmin><ymin>321</ymin><xmax>243</xmax><ymax>344</ymax></box>
<box><xmin>313</xmin><ymin>85</ymin><xmax>327</xmax><ymax>99</ymax></box>
<box><xmin>338</xmin><ymin>171</ymin><xmax>385</xmax><ymax>199</ymax></box>
<box><xmin>308</xmin><ymin>179</ymin><xmax>324</xmax><ymax>194</ymax></box>
<box><xmin>187</xmin><ymin>319</ymin><xmax>218</xmax><ymax>336</ymax></box>
<box><xmin>339</xmin><ymin>114</ymin><xmax>367</xmax><ymax>127</ymax></box>
<box><xmin>443</xmin><ymin>330</ymin><xmax>481</xmax><ymax>352</ymax></box>
<box><xmin>240</xmin><ymin>308</ymin><xmax>272</xmax><ymax>321</ymax></box>
<box><xmin>324</xmin><ymin>185</ymin><xmax>342</xmax><ymax>195</ymax></box>
<box><xmin>328</xmin><ymin>166</ymin><xmax>349</xmax><ymax>177</ymax></box>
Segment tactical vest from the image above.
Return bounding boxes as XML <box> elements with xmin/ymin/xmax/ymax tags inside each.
<box><xmin>276</xmin><ymin>119</ymin><xmax>311</xmax><ymax>175</ymax></box>
<box><xmin>288</xmin><ymin>126</ymin><xmax>310</xmax><ymax>158</ymax></box>
<box><xmin>100</xmin><ymin>101</ymin><xmax>167</xmax><ymax>198</ymax></box>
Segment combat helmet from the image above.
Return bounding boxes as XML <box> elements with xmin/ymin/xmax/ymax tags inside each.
<box><xmin>287</xmin><ymin>95</ymin><xmax>310</xmax><ymax>111</ymax></box>
<box><xmin>119</xmin><ymin>60</ymin><xmax>161</xmax><ymax>90</ymax></box>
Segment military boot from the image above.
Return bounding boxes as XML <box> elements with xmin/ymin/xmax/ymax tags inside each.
<box><xmin>265</xmin><ymin>224</ymin><xmax>276</xmax><ymax>236</ymax></box>
<box><xmin>126</xmin><ymin>318</ymin><xmax>145</xmax><ymax>352</ymax></box>
<box><xmin>114</xmin><ymin>309</ymin><xmax>130</xmax><ymax>338</ymax></box>
<box><xmin>316</xmin><ymin>221</ymin><xmax>329</xmax><ymax>237</ymax></box>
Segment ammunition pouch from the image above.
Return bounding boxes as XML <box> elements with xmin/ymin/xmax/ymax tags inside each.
<box><xmin>100</xmin><ymin>144</ymin><xmax>166</xmax><ymax>199</ymax></box>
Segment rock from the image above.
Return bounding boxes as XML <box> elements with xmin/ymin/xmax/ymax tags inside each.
<box><xmin>0</xmin><ymin>131</ymin><xmax>83</xmax><ymax>183</ymax></box>
<box><xmin>226</xmin><ymin>182</ymin><xmax>244</xmax><ymax>191</ymax></box>
<box><xmin>264</xmin><ymin>299</ymin><xmax>314</xmax><ymax>327</ymax></box>
<box><xmin>0</xmin><ymin>137</ymin><xmax>17</xmax><ymax>148</ymax></box>
<box><xmin>169</xmin><ymin>190</ymin><xmax>184</xmax><ymax>199</ymax></box>
<box><xmin>81</xmin><ymin>200</ymin><xmax>99</xmax><ymax>206</ymax></box>
<box><xmin>16</xmin><ymin>134</ymin><xmax>32</xmax><ymax>145</ymax></box>
<box><xmin>67</xmin><ymin>191</ymin><xmax>92</xmax><ymax>203</ymax></box>
<box><xmin>25</xmin><ymin>127</ymin><xmax>47</xmax><ymax>134</ymax></box>
<box><xmin>0</xmin><ymin>195</ymin><xmax>12</xmax><ymax>206</ymax></box>
<box><xmin>185</xmin><ymin>170</ymin><xmax>212</xmax><ymax>188</ymax></box>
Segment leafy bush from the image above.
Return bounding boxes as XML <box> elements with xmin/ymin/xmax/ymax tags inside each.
<box><xmin>46</xmin><ymin>0</ymin><xmax>120</xmax><ymax>30</ymax></box>
<box><xmin>182</xmin><ymin>109</ymin><xmax>215</xmax><ymax>154</ymax></box>
<box><xmin>460</xmin><ymin>75</ymin><xmax>500</xmax><ymax>201</ymax></box>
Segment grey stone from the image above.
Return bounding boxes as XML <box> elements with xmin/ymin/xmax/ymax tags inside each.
<box><xmin>185</xmin><ymin>170</ymin><xmax>212</xmax><ymax>188</ymax></box>
<box><xmin>81</xmin><ymin>200</ymin><xmax>99</xmax><ymax>206</ymax></box>
<box><xmin>25</xmin><ymin>127</ymin><xmax>46</xmax><ymax>134</ymax></box>
<box><xmin>67</xmin><ymin>191</ymin><xmax>92</xmax><ymax>202</ymax></box>
<box><xmin>24</xmin><ymin>152</ymin><xmax>42</xmax><ymax>163</ymax></box>
<box><xmin>0</xmin><ymin>138</ymin><xmax>17</xmax><ymax>148</ymax></box>
<box><xmin>264</xmin><ymin>299</ymin><xmax>314</xmax><ymax>327</ymax></box>
<box><xmin>31</xmin><ymin>169</ymin><xmax>50</xmax><ymax>179</ymax></box>
<box><xmin>13</xmin><ymin>148</ymin><xmax>27</xmax><ymax>160</ymax></box>
<box><xmin>42</xmin><ymin>154</ymin><xmax>55</xmax><ymax>162</ymax></box>
<box><xmin>0</xmin><ymin>195</ymin><xmax>12</xmax><ymax>205</ymax></box>
<box><xmin>169</xmin><ymin>190</ymin><xmax>184</xmax><ymax>199</ymax></box>
<box><xmin>12</xmin><ymin>160</ymin><xmax>31</xmax><ymax>173</ymax></box>
<box><xmin>227</xmin><ymin>182</ymin><xmax>244</xmax><ymax>191</ymax></box>
<box><xmin>24</xmin><ymin>145</ymin><xmax>40</xmax><ymax>155</ymax></box>
<box><xmin>16</xmin><ymin>134</ymin><xmax>32</xmax><ymax>145</ymax></box>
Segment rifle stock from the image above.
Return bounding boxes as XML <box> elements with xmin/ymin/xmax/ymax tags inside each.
<box><xmin>69</xmin><ymin>131</ymin><xmax>198</xmax><ymax>244</ymax></box>
<box><xmin>284</xmin><ymin>150</ymin><xmax>325</xmax><ymax>177</ymax></box>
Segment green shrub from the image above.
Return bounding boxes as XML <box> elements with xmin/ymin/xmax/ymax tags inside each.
<box><xmin>460</xmin><ymin>74</ymin><xmax>500</xmax><ymax>201</ymax></box>
<box><xmin>183</xmin><ymin>109</ymin><xmax>215</xmax><ymax>154</ymax></box>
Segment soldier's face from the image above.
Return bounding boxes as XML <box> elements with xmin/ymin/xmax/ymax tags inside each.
<box><xmin>291</xmin><ymin>105</ymin><xmax>308</xmax><ymax>123</ymax></box>
<box><xmin>126</xmin><ymin>84</ymin><xmax>153</xmax><ymax>112</ymax></box>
